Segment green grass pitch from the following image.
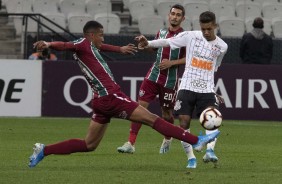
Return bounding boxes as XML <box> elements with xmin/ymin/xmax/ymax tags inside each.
<box><xmin>0</xmin><ymin>117</ymin><xmax>282</xmax><ymax>184</ymax></box>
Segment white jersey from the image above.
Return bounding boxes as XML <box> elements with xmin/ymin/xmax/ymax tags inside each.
<box><xmin>168</xmin><ymin>31</ymin><xmax>228</xmax><ymax>93</ymax></box>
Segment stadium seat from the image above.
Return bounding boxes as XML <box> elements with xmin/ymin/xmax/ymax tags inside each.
<box><xmin>210</xmin><ymin>0</ymin><xmax>234</xmax><ymax>6</ymax></box>
<box><xmin>236</xmin><ymin>1</ymin><xmax>261</xmax><ymax>19</ymax></box>
<box><xmin>68</xmin><ymin>13</ymin><xmax>92</xmax><ymax>33</ymax></box>
<box><xmin>5</xmin><ymin>0</ymin><xmax>33</xmax><ymax>35</ymax></box>
<box><xmin>262</xmin><ymin>2</ymin><xmax>282</xmax><ymax>19</ymax></box>
<box><xmin>181</xmin><ymin>18</ymin><xmax>192</xmax><ymax>31</ymax></box>
<box><xmin>138</xmin><ymin>15</ymin><xmax>165</xmax><ymax>35</ymax></box>
<box><xmin>59</xmin><ymin>0</ymin><xmax>86</xmax><ymax>17</ymax></box>
<box><xmin>156</xmin><ymin>0</ymin><xmax>183</xmax><ymax>19</ymax></box>
<box><xmin>5</xmin><ymin>0</ymin><xmax>32</xmax><ymax>13</ymax></box>
<box><xmin>32</xmin><ymin>0</ymin><xmax>59</xmax><ymax>13</ymax></box>
<box><xmin>244</xmin><ymin>0</ymin><xmax>278</xmax><ymax>6</ymax></box>
<box><xmin>41</xmin><ymin>12</ymin><xmax>67</xmax><ymax>33</ymax></box>
<box><xmin>122</xmin><ymin>0</ymin><xmax>130</xmax><ymax>9</ymax></box>
<box><xmin>191</xmin><ymin>16</ymin><xmax>200</xmax><ymax>31</ymax></box>
<box><xmin>272</xmin><ymin>17</ymin><xmax>282</xmax><ymax>38</ymax></box>
<box><xmin>183</xmin><ymin>0</ymin><xmax>209</xmax><ymax>20</ymax></box>
<box><xmin>219</xmin><ymin>16</ymin><xmax>245</xmax><ymax>37</ymax></box>
<box><xmin>86</xmin><ymin>0</ymin><xmax>112</xmax><ymax>17</ymax></box>
<box><xmin>210</xmin><ymin>2</ymin><xmax>236</xmax><ymax>18</ymax></box>
<box><xmin>94</xmin><ymin>13</ymin><xmax>121</xmax><ymax>34</ymax></box>
<box><xmin>245</xmin><ymin>17</ymin><xmax>271</xmax><ymax>36</ymax></box>
<box><xmin>128</xmin><ymin>0</ymin><xmax>155</xmax><ymax>22</ymax></box>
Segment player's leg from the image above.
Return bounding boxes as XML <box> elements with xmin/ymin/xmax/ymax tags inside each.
<box><xmin>159</xmin><ymin>107</ymin><xmax>174</xmax><ymax>154</ymax></box>
<box><xmin>174</xmin><ymin>90</ymin><xmax>197</xmax><ymax>168</ymax></box>
<box><xmin>129</xmin><ymin>104</ymin><xmax>219</xmax><ymax>150</ymax></box>
<box><xmin>117</xmin><ymin>79</ymin><xmax>156</xmax><ymax>153</ymax></box>
<box><xmin>196</xmin><ymin>93</ymin><xmax>220</xmax><ymax>164</ymax></box>
<box><xmin>29</xmin><ymin>119</ymin><xmax>108</xmax><ymax>168</ymax></box>
<box><xmin>179</xmin><ymin>115</ymin><xmax>197</xmax><ymax>168</ymax></box>
<box><xmin>158</xmin><ymin>86</ymin><xmax>176</xmax><ymax>154</ymax></box>
<box><xmin>117</xmin><ymin>100</ymin><xmax>149</xmax><ymax>153</ymax></box>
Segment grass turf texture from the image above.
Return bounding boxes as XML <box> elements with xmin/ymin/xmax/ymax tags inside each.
<box><xmin>0</xmin><ymin>117</ymin><xmax>282</xmax><ymax>184</ymax></box>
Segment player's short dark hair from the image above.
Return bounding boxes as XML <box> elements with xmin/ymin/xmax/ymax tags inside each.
<box><xmin>253</xmin><ymin>17</ymin><xmax>264</xmax><ymax>29</ymax></box>
<box><xmin>83</xmin><ymin>21</ymin><xmax>103</xmax><ymax>33</ymax></box>
<box><xmin>170</xmin><ymin>4</ymin><xmax>185</xmax><ymax>16</ymax></box>
<box><xmin>199</xmin><ymin>11</ymin><xmax>216</xmax><ymax>24</ymax></box>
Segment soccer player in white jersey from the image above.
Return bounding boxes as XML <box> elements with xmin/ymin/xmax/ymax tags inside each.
<box><xmin>136</xmin><ymin>11</ymin><xmax>228</xmax><ymax>169</ymax></box>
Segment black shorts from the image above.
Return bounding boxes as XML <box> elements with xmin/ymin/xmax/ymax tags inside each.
<box><xmin>174</xmin><ymin>90</ymin><xmax>219</xmax><ymax>117</ymax></box>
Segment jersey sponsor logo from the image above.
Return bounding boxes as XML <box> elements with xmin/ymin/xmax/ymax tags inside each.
<box><xmin>190</xmin><ymin>79</ymin><xmax>208</xmax><ymax>90</ymax></box>
<box><xmin>191</xmin><ymin>57</ymin><xmax>213</xmax><ymax>71</ymax></box>
<box><xmin>174</xmin><ymin>100</ymin><xmax>182</xmax><ymax>111</ymax></box>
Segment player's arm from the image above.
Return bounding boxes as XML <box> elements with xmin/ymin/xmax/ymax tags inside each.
<box><xmin>159</xmin><ymin>57</ymin><xmax>186</xmax><ymax>70</ymax></box>
<box><xmin>100</xmin><ymin>44</ymin><xmax>137</xmax><ymax>55</ymax></box>
<box><xmin>33</xmin><ymin>41</ymin><xmax>76</xmax><ymax>51</ymax></box>
<box><xmin>135</xmin><ymin>35</ymin><xmax>170</xmax><ymax>49</ymax></box>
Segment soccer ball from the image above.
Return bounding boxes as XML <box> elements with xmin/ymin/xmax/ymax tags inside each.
<box><xmin>199</xmin><ymin>107</ymin><xmax>222</xmax><ymax>130</ymax></box>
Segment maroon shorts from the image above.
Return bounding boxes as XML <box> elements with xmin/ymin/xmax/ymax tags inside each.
<box><xmin>138</xmin><ymin>79</ymin><xmax>176</xmax><ymax>108</ymax></box>
<box><xmin>91</xmin><ymin>91</ymin><xmax>139</xmax><ymax>124</ymax></box>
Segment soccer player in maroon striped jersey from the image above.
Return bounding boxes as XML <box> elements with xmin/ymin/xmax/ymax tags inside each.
<box><xmin>117</xmin><ymin>4</ymin><xmax>186</xmax><ymax>154</ymax></box>
<box><xmin>28</xmin><ymin>20</ymin><xmax>220</xmax><ymax>168</ymax></box>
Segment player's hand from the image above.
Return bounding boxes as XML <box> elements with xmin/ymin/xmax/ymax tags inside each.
<box><xmin>159</xmin><ymin>59</ymin><xmax>172</xmax><ymax>70</ymax></box>
<box><xmin>120</xmin><ymin>44</ymin><xmax>138</xmax><ymax>55</ymax></box>
<box><xmin>135</xmin><ymin>35</ymin><xmax>148</xmax><ymax>49</ymax></box>
<box><xmin>33</xmin><ymin>41</ymin><xmax>50</xmax><ymax>51</ymax></box>
<box><xmin>215</xmin><ymin>93</ymin><xmax>225</xmax><ymax>104</ymax></box>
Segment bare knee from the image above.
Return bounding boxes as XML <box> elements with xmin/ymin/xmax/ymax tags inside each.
<box><xmin>86</xmin><ymin>143</ymin><xmax>97</xmax><ymax>152</ymax></box>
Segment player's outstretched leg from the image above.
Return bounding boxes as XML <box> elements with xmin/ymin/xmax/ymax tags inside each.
<box><xmin>117</xmin><ymin>141</ymin><xmax>135</xmax><ymax>154</ymax></box>
<box><xmin>159</xmin><ymin>138</ymin><xmax>173</xmax><ymax>154</ymax></box>
<box><xmin>29</xmin><ymin>143</ymin><xmax>45</xmax><ymax>168</ymax></box>
<box><xmin>192</xmin><ymin>130</ymin><xmax>220</xmax><ymax>152</ymax></box>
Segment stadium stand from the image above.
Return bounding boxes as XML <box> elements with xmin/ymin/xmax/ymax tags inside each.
<box><xmin>179</xmin><ymin>18</ymin><xmax>192</xmax><ymax>31</ymax></box>
<box><xmin>59</xmin><ymin>0</ymin><xmax>86</xmax><ymax>17</ymax></box>
<box><xmin>272</xmin><ymin>17</ymin><xmax>282</xmax><ymax>38</ymax></box>
<box><xmin>1</xmin><ymin>0</ymin><xmax>282</xmax><ymax>64</ymax></box>
<box><xmin>32</xmin><ymin>0</ymin><xmax>59</xmax><ymax>14</ymax></box>
<box><xmin>67</xmin><ymin>13</ymin><xmax>92</xmax><ymax>33</ymax></box>
<box><xmin>183</xmin><ymin>0</ymin><xmax>209</xmax><ymax>20</ymax></box>
<box><xmin>156</xmin><ymin>0</ymin><xmax>183</xmax><ymax>19</ymax></box>
<box><xmin>262</xmin><ymin>2</ymin><xmax>282</xmax><ymax>19</ymax></box>
<box><xmin>94</xmin><ymin>13</ymin><xmax>121</xmax><ymax>34</ymax></box>
<box><xmin>236</xmin><ymin>1</ymin><xmax>261</xmax><ymax>20</ymax></box>
<box><xmin>219</xmin><ymin>16</ymin><xmax>245</xmax><ymax>37</ymax></box>
<box><xmin>86</xmin><ymin>0</ymin><xmax>112</xmax><ymax>17</ymax></box>
<box><xmin>41</xmin><ymin>12</ymin><xmax>66</xmax><ymax>33</ymax></box>
<box><xmin>128</xmin><ymin>0</ymin><xmax>155</xmax><ymax>22</ymax></box>
<box><xmin>138</xmin><ymin>15</ymin><xmax>164</xmax><ymax>35</ymax></box>
<box><xmin>210</xmin><ymin>1</ymin><xmax>236</xmax><ymax>18</ymax></box>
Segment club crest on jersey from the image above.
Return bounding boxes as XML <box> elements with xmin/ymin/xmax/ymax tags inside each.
<box><xmin>119</xmin><ymin>111</ymin><xmax>128</xmax><ymax>119</ymax></box>
<box><xmin>211</xmin><ymin>50</ymin><xmax>221</xmax><ymax>58</ymax></box>
<box><xmin>139</xmin><ymin>89</ymin><xmax>145</xmax><ymax>97</ymax></box>
<box><xmin>174</xmin><ymin>100</ymin><xmax>182</xmax><ymax>111</ymax></box>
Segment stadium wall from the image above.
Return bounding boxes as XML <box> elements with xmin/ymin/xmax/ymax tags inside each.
<box><xmin>0</xmin><ymin>59</ymin><xmax>281</xmax><ymax>121</ymax></box>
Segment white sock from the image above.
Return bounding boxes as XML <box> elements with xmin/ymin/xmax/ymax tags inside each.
<box><xmin>181</xmin><ymin>129</ymin><xmax>195</xmax><ymax>160</ymax></box>
<box><xmin>206</xmin><ymin>129</ymin><xmax>218</xmax><ymax>150</ymax></box>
